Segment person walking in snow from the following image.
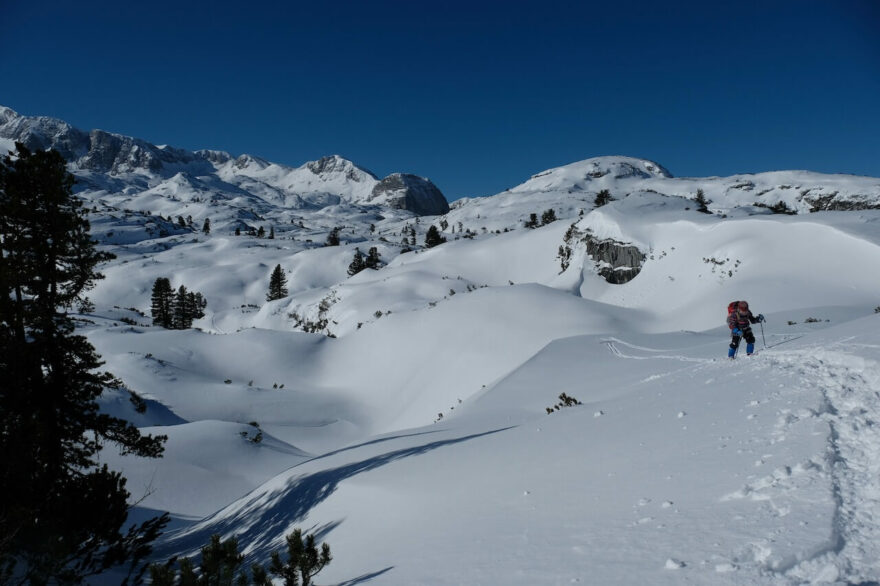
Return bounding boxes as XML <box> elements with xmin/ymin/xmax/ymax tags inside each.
<box><xmin>728</xmin><ymin>300</ymin><xmax>764</xmax><ymax>358</ymax></box>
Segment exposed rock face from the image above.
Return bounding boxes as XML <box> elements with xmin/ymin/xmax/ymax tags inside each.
<box><xmin>0</xmin><ymin>106</ymin><xmax>90</xmax><ymax>160</ymax></box>
<box><xmin>307</xmin><ymin>155</ymin><xmax>376</xmax><ymax>183</ymax></box>
<box><xmin>369</xmin><ymin>173</ymin><xmax>450</xmax><ymax>216</ymax></box>
<box><xmin>583</xmin><ymin>234</ymin><xmax>646</xmax><ymax>284</ymax></box>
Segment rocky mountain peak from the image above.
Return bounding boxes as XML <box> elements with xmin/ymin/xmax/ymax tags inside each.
<box><xmin>307</xmin><ymin>155</ymin><xmax>377</xmax><ymax>183</ymax></box>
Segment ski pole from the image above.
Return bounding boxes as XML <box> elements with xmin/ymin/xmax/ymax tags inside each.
<box><xmin>760</xmin><ymin>321</ymin><xmax>766</xmax><ymax>348</ymax></box>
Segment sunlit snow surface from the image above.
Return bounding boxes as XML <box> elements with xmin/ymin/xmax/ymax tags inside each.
<box><xmin>72</xmin><ymin>157</ymin><xmax>880</xmax><ymax>584</ymax></box>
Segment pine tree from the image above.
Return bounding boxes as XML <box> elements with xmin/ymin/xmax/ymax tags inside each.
<box><xmin>187</xmin><ymin>291</ymin><xmax>207</xmax><ymax>321</ymax></box>
<box><xmin>365</xmin><ymin>246</ymin><xmax>381</xmax><ymax>270</ymax></box>
<box><xmin>257</xmin><ymin>225</ymin><xmax>266</xmax><ymax>238</ymax></box>
<box><xmin>541</xmin><ymin>209</ymin><xmax>557</xmax><ymax>225</ymax></box>
<box><xmin>268</xmin><ymin>225</ymin><xmax>275</xmax><ymax>239</ymax></box>
<box><xmin>202</xmin><ymin>218</ymin><xmax>211</xmax><ymax>234</ymax></box>
<box><xmin>0</xmin><ymin>143</ymin><xmax>168</xmax><ymax>583</ymax></box>
<box><xmin>695</xmin><ymin>189</ymin><xmax>712</xmax><ymax>214</ymax></box>
<box><xmin>594</xmin><ymin>189</ymin><xmax>613</xmax><ymax>207</ymax></box>
<box><xmin>150</xmin><ymin>277</ymin><xmax>174</xmax><ymax>328</ymax></box>
<box><xmin>173</xmin><ymin>285</ymin><xmax>192</xmax><ymax>329</ymax></box>
<box><xmin>524</xmin><ymin>213</ymin><xmax>539</xmax><ymax>229</ymax></box>
<box><xmin>267</xmin><ymin>264</ymin><xmax>289</xmax><ymax>301</ymax></box>
<box><xmin>347</xmin><ymin>249</ymin><xmax>366</xmax><ymax>276</ymax></box>
<box><xmin>234</xmin><ymin>226</ymin><xmax>241</xmax><ymax>236</ymax></box>
<box><xmin>325</xmin><ymin>227</ymin><xmax>340</xmax><ymax>246</ymax></box>
<box><xmin>425</xmin><ymin>225</ymin><xmax>446</xmax><ymax>248</ymax></box>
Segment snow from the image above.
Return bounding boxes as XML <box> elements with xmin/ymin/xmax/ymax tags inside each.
<box><xmin>6</xmin><ymin>109</ymin><xmax>880</xmax><ymax>583</ymax></box>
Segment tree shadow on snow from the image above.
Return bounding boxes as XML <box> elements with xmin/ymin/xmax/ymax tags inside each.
<box><xmin>330</xmin><ymin>566</ymin><xmax>395</xmax><ymax>585</ymax></box>
<box><xmin>155</xmin><ymin>426</ymin><xmax>514</xmax><ymax>567</ymax></box>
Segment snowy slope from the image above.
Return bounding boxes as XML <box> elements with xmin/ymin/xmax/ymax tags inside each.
<box><xmin>5</xmin><ymin>106</ymin><xmax>880</xmax><ymax>584</ymax></box>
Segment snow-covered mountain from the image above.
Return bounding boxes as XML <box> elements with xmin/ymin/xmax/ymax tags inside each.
<box><xmin>4</xmin><ymin>106</ymin><xmax>880</xmax><ymax>584</ymax></box>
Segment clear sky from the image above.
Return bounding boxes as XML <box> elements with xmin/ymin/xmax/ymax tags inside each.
<box><xmin>2</xmin><ymin>0</ymin><xmax>878</xmax><ymax>200</ymax></box>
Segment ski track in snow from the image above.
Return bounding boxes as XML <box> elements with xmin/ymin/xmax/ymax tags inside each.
<box><xmin>718</xmin><ymin>347</ymin><xmax>880</xmax><ymax>584</ymax></box>
<box><xmin>601</xmin><ymin>338</ymin><xmax>713</xmax><ymax>363</ymax></box>
<box><xmin>767</xmin><ymin>349</ymin><xmax>880</xmax><ymax>584</ymax></box>
<box><xmin>604</xmin><ymin>335</ymin><xmax>880</xmax><ymax>584</ymax></box>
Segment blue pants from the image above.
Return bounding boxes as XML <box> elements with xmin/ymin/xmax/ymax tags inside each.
<box><xmin>729</xmin><ymin>328</ymin><xmax>756</xmax><ymax>357</ymax></box>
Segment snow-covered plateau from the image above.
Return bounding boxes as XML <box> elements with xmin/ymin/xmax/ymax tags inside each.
<box><xmin>3</xmin><ymin>106</ymin><xmax>880</xmax><ymax>584</ymax></box>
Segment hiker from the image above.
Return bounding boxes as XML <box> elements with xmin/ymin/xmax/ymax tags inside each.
<box><xmin>728</xmin><ymin>300</ymin><xmax>764</xmax><ymax>358</ymax></box>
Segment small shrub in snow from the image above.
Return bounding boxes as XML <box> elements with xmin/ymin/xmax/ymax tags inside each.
<box><xmin>874</xmin><ymin>306</ymin><xmax>880</xmax><ymax>314</ymax></box>
<box><xmin>150</xmin><ymin>530</ymin><xmax>331</xmax><ymax>586</ymax></box>
<box><xmin>545</xmin><ymin>393</ymin><xmax>583</xmax><ymax>414</ymax></box>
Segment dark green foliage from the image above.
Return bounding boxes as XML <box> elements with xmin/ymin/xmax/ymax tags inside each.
<box><xmin>256</xmin><ymin>226</ymin><xmax>266</xmax><ymax>238</ymax></box>
<box><xmin>150</xmin><ymin>530</ymin><xmax>330</xmax><ymax>586</ymax></box>
<box><xmin>171</xmin><ymin>285</ymin><xmax>207</xmax><ymax>329</ymax></box>
<box><xmin>524</xmin><ymin>213</ymin><xmax>539</xmax><ymax>229</ymax></box>
<box><xmin>424</xmin><ymin>225</ymin><xmax>446</xmax><ymax>248</ymax></box>
<box><xmin>268</xmin><ymin>529</ymin><xmax>332</xmax><ymax>586</ymax></box>
<box><xmin>541</xmin><ymin>209</ymin><xmax>557</xmax><ymax>225</ymax></box>
<box><xmin>267</xmin><ymin>264</ymin><xmax>289</xmax><ymax>301</ymax></box>
<box><xmin>364</xmin><ymin>246</ymin><xmax>381</xmax><ymax>270</ymax></box>
<box><xmin>268</xmin><ymin>226</ymin><xmax>275</xmax><ymax>239</ymax></box>
<box><xmin>594</xmin><ymin>189</ymin><xmax>613</xmax><ymax>207</ymax></box>
<box><xmin>695</xmin><ymin>189</ymin><xmax>712</xmax><ymax>214</ymax></box>
<box><xmin>234</xmin><ymin>227</ymin><xmax>241</xmax><ymax>236</ymax></box>
<box><xmin>178</xmin><ymin>216</ymin><xmax>187</xmax><ymax>228</ymax></box>
<box><xmin>152</xmin><ymin>279</ymin><xmax>206</xmax><ymax>329</ymax></box>
<box><xmin>769</xmin><ymin>201</ymin><xmax>797</xmax><ymax>215</ymax></box>
<box><xmin>347</xmin><ymin>248</ymin><xmax>366</xmax><ymax>276</ymax></box>
<box><xmin>151</xmin><ymin>277</ymin><xmax>174</xmax><ymax>328</ymax></box>
<box><xmin>324</xmin><ymin>227</ymin><xmax>340</xmax><ymax>247</ymax></box>
<box><xmin>545</xmin><ymin>392</ymin><xmax>583</xmax><ymax>414</ymax></box>
<box><xmin>0</xmin><ymin>143</ymin><xmax>168</xmax><ymax>583</ymax></box>
<box><xmin>202</xmin><ymin>218</ymin><xmax>211</xmax><ymax>234</ymax></box>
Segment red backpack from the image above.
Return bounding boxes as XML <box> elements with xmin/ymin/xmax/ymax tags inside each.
<box><xmin>727</xmin><ymin>301</ymin><xmax>739</xmax><ymax>316</ymax></box>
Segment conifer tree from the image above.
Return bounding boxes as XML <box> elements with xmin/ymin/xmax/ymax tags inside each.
<box><xmin>150</xmin><ymin>277</ymin><xmax>174</xmax><ymax>328</ymax></box>
<box><xmin>365</xmin><ymin>246</ymin><xmax>381</xmax><ymax>270</ymax></box>
<box><xmin>235</xmin><ymin>226</ymin><xmax>241</xmax><ymax>236</ymax></box>
<box><xmin>0</xmin><ymin>143</ymin><xmax>168</xmax><ymax>583</ymax></box>
<box><xmin>325</xmin><ymin>227</ymin><xmax>340</xmax><ymax>246</ymax></box>
<box><xmin>425</xmin><ymin>225</ymin><xmax>446</xmax><ymax>248</ymax></box>
<box><xmin>202</xmin><ymin>217</ymin><xmax>211</xmax><ymax>234</ymax></box>
<box><xmin>268</xmin><ymin>225</ymin><xmax>275</xmax><ymax>239</ymax></box>
<box><xmin>173</xmin><ymin>285</ymin><xmax>192</xmax><ymax>329</ymax></box>
<box><xmin>267</xmin><ymin>264</ymin><xmax>289</xmax><ymax>301</ymax></box>
<box><xmin>541</xmin><ymin>209</ymin><xmax>557</xmax><ymax>225</ymax></box>
<box><xmin>594</xmin><ymin>189</ymin><xmax>613</xmax><ymax>207</ymax></box>
<box><xmin>257</xmin><ymin>225</ymin><xmax>266</xmax><ymax>238</ymax></box>
<box><xmin>347</xmin><ymin>248</ymin><xmax>366</xmax><ymax>276</ymax></box>
<box><xmin>524</xmin><ymin>213</ymin><xmax>539</xmax><ymax>228</ymax></box>
<box><xmin>695</xmin><ymin>189</ymin><xmax>712</xmax><ymax>214</ymax></box>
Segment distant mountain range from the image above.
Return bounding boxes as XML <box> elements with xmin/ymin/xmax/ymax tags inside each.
<box><xmin>0</xmin><ymin>106</ymin><xmax>450</xmax><ymax>217</ymax></box>
<box><xmin>2</xmin><ymin>104</ymin><xmax>880</xmax><ymax>246</ymax></box>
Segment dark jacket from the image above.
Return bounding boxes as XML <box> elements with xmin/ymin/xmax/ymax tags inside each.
<box><xmin>728</xmin><ymin>308</ymin><xmax>759</xmax><ymax>331</ymax></box>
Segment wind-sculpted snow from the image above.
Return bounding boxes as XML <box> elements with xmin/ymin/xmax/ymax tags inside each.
<box><xmin>11</xmin><ymin>105</ymin><xmax>880</xmax><ymax>584</ymax></box>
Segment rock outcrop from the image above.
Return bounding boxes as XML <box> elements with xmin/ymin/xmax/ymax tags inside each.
<box><xmin>369</xmin><ymin>173</ymin><xmax>450</xmax><ymax>216</ymax></box>
<box><xmin>583</xmin><ymin>233</ymin><xmax>646</xmax><ymax>284</ymax></box>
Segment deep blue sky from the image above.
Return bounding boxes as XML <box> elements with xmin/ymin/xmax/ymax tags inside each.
<box><xmin>2</xmin><ymin>0</ymin><xmax>878</xmax><ymax>200</ymax></box>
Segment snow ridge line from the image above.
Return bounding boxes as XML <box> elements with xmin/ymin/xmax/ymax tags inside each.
<box><xmin>767</xmin><ymin>350</ymin><xmax>880</xmax><ymax>584</ymax></box>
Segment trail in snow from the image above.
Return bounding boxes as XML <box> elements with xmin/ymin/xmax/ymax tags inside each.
<box><xmin>768</xmin><ymin>349</ymin><xmax>880</xmax><ymax>584</ymax></box>
<box><xmin>601</xmin><ymin>338</ymin><xmax>713</xmax><ymax>363</ymax></box>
